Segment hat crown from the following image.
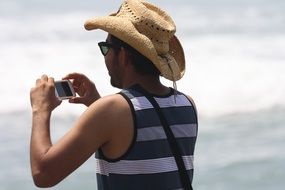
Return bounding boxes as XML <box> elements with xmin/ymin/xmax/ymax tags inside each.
<box><xmin>84</xmin><ymin>0</ymin><xmax>185</xmax><ymax>81</ymax></box>
<box><xmin>116</xmin><ymin>0</ymin><xmax>176</xmax><ymax>55</ymax></box>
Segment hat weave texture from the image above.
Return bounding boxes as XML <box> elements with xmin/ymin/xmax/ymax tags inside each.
<box><xmin>85</xmin><ymin>0</ymin><xmax>185</xmax><ymax>81</ymax></box>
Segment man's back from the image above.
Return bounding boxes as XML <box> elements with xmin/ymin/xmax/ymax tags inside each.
<box><xmin>96</xmin><ymin>84</ymin><xmax>198</xmax><ymax>190</ymax></box>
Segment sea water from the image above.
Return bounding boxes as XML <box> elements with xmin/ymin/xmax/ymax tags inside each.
<box><xmin>0</xmin><ymin>0</ymin><xmax>284</xmax><ymax>189</ymax></box>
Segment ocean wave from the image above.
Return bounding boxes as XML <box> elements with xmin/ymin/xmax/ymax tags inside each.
<box><xmin>1</xmin><ymin>0</ymin><xmax>284</xmax><ymax>118</ymax></box>
<box><xmin>1</xmin><ymin>2</ymin><xmax>284</xmax><ymax>43</ymax></box>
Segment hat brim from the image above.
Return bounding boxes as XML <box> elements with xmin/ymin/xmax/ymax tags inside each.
<box><xmin>85</xmin><ymin>15</ymin><xmax>185</xmax><ymax>80</ymax></box>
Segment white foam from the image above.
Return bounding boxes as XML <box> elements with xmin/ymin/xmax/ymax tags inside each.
<box><xmin>163</xmin><ymin>34</ymin><xmax>285</xmax><ymax>117</ymax></box>
<box><xmin>1</xmin><ymin>5</ymin><xmax>285</xmax><ymax>117</ymax></box>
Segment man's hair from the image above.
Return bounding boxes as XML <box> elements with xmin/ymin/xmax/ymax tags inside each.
<box><xmin>110</xmin><ymin>35</ymin><xmax>161</xmax><ymax>76</ymax></box>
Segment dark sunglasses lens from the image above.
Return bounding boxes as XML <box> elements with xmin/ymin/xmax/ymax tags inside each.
<box><xmin>101</xmin><ymin>45</ymin><xmax>109</xmax><ymax>56</ymax></box>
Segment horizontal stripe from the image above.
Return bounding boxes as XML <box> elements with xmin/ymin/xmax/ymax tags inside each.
<box><xmin>135</xmin><ymin>107</ymin><xmax>197</xmax><ymax>128</ymax></box>
<box><xmin>125</xmin><ymin>137</ymin><xmax>197</xmax><ymax>160</ymax></box>
<box><xmin>177</xmin><ymin>137</ymin><xmax>197</xmax><ymax>158</ymax></box>
<box><xmin>161</xmin><ymin>106</ymin><xmax>197</xmax><ymax>124</ymax></box>
<box><xmin>96</xmin><ymin>155</ymin><xmax>194</xmax><ymax>176</ymax></box>
<box><xmin>97</xmin><ymin>170</ymin><xmax>194</xmax><ymax>190</ymax></box>
<box><xmin>154</xmin><ymin>95</ymin><xmax>192</xmax><ymax>108</ymax></box>
<box><xmin>135</xmin><ymin>109</ymin><xmax>161</xmax><ymax>128</ymax></box>
<box><xmin>137</xmin><ymin>124</ymin><xmax>197</xmax><ymax>142</ymax></box>
<box><xmin>95</xmin><ymin>137</ymin><xmax>197</xmax><ymax>161</ymax></box>
<box><xmin>130</xmin><ymin>96</ymin><xmax>152</xmax><ymax>110</ymax></box>
<box><xmin>130</xmin><ymin>95</ymin><xmax>192</xmax><ymax>111</ymax></box>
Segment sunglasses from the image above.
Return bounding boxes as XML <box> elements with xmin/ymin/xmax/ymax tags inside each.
<box><xmin>98</xmin><ymin>41</ymin><xmax>119</xmax><ymax>56</ymax></box>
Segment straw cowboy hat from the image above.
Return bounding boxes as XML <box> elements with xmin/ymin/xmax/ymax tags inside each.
<box><xmin>84</xmin><ymin>0</ymin><xmax>185</xmax><ymax>81</ymax></box>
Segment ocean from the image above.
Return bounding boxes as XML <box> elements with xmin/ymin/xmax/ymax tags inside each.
<box><xmin>0</xmin><ymin>0</ymin><xmax>284</xmax><ymax>189</ymax></box>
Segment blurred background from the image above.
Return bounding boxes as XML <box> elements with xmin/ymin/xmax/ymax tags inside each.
<box><xmin>0</xmin><ymin>0</ymin><xmax>284</xmax><ymax>189</ymax></box>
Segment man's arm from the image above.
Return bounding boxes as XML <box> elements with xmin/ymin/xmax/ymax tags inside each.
<box><xmin>30</xmin><ymin>110</ymin><xmax>53</xmax><ymax>187</ymax></box>
<box><xmin>30</xmin><ymin>75</ymin><xmax>124</xmax><ymax>187</ymax></box>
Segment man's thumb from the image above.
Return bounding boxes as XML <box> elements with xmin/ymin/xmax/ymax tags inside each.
<box><xmin>69</xmin><ymin>97</ymin><xmax>84</xmax><ymax>104</ymax></box>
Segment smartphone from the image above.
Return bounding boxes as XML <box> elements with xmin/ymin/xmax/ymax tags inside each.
<box><xmin>55</xmin><ymin>80</ymin><xmax>76</xmax><ymax>100</ymax></box>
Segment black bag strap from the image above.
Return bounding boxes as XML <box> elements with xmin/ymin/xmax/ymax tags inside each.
<box><xmin>145</xmin><ymin>95</ymin><xmax>193</xmax><ymax>190</ymax></box>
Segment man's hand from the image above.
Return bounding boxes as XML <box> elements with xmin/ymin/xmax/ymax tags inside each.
<box><xmin>30</xmin><ymin>75</ymin><xmax>62</xmax><ymax>113</ymax></box>
<box><xmin>63</xmin><ymin>73</ymin><xmax>101</xmax><ymax>107</ymax></box>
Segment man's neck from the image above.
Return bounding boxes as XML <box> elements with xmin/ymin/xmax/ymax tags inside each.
<box><xmin>123</xmin><ymin>75</ymin><xmax>170</xmax><ymax>96</ymax></box>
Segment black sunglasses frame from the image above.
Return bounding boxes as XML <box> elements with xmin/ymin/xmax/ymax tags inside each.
<box><xmin>98</xmin><ymin>41</ymin><xmax>119</xmax><ymax>56</ymax></box>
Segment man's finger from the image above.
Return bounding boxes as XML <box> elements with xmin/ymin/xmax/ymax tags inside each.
<box><xmin>36</xmin><ymin>78</ymin><xmax>41</xmax><ymax>85</ymax></box>
<box><xmin>63</xmin><ymin>72</ymin><xmax>82</xmax><ymax>80</ymax></box>
<box><xmin>48</xmin><ymin>77</ymin><xmax>55</xmax><ymax>85</ymax></box>
<box><xmin>41</xmin><ymin>74</ymin><xmax>48</xmax><ymax>81</ymax></box>
<box><xmin>69</xmin><ymin>97</ymin><xmax>84</xmax><ymax>104</ymax></box>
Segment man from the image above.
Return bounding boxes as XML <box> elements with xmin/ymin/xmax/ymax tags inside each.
<box><xmin>30</xmin><ymin>0</ymin><xmax>198</xmax><ymax>189</ymax></box>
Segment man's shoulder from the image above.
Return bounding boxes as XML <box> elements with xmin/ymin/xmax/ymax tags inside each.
<box><xmin>88</xmin><ymin>93</ymin><xmax>130</xmax><ymax>116</ymax></box>
<box><xmin>96</xmin><ymin>93</ymin><xmax>125</xmax><ymax>104</ymax></box>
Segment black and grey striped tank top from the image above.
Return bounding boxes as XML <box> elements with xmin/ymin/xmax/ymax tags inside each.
<box><xmin>95</xmin><ymin>84</ymin><xmax>198</xmax><ymax>190</ymax></box>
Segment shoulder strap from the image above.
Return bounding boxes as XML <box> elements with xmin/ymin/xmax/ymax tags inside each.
<box><xmin>146</xmin><ymin>95</ymin><xmax>193</xmax><ymax>190</ymax></box>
